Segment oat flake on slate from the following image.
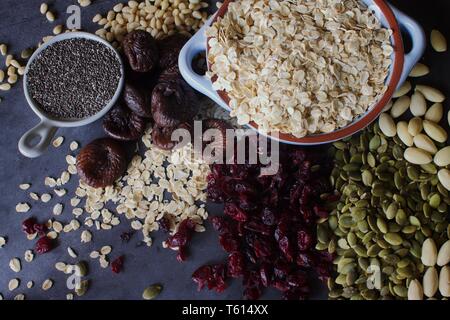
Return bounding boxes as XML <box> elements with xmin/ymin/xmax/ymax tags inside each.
<box><xmin>26</xmin><ymin>38</ymin><xmax>121</xmax><ymax>120</ymax></box>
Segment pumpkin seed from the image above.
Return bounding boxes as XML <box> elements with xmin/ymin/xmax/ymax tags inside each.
<box><xmin>384</xmin><ymin>233</ymin><xmax>403</xmax><ymax>246</ymax></box>
<box><xmin>143</xmin><ymin>284</ymin><xmax>162</xmax><ymax>300</ymax></box>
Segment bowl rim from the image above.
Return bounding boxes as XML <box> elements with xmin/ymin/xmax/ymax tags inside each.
<box><xmin>22</xmin><ymin>31</ymin><xmax>125</xmax><ymax>128</ymax></box>
<box><xmin>207</xmin><ymin>0</ymin><xmax>404</xmax><ymax>144</ymax></box>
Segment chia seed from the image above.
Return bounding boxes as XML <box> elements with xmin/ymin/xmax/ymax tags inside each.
<box><xmin>27</xmin><ymin>38</ymin><xmax>122</xmax><ymax>120</ymax></box>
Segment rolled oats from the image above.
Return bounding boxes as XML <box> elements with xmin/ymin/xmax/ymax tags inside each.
<box><xmin>206</xmin><ymin>0</ymin><xmax>392</xmax><ymax>137</ymax></box>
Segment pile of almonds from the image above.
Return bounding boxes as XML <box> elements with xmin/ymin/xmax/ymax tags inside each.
<box><xmin>408</xmin><ymin>239</ymin><xmax>450</xmax><ymax>299</ymax></box>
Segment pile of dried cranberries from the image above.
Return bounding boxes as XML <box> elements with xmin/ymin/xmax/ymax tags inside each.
<box><xmin>193</xmin><ymin>146</ymin><xmax>335</xmax><ymax>300</ymax></box>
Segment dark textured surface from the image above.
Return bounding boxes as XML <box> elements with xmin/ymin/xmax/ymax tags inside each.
<box><xmin>0</xmin><ymin>0</ymin><xmax>448</xmax><ymax>300</ymax></box>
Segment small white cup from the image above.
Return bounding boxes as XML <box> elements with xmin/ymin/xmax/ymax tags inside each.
<box><xmin>19</xmin><ymin>32</ymin><xmax>124</xmax><ymax>158</ymax></box>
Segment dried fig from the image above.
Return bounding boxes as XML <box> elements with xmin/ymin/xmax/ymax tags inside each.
<box><xmin>203</xmin><ymin>119</ymin><xmax>232</xmax><ymax>150</ymax></box>
<box><xmin>152</xmin><ymin>122</ymin><xmax>192</xmax><ymax>151</ymax></box>
<box><xmin>103</xmin><ymin>103</ymin><xmax>147</xmax><ymax>141</ymax></box>
<box><xmin>192</xmin><ymin>52</ymin><xmax>207</xmax><ymax>75</ymax></box>
<box><xmin>123</xmin><ymin>81</ymin><xmax>153</xmax><ymax>118</ymax></box>
<box><xmin>122</xmin><ymin>30</ymin><xmax>159</xmax><ymax>73</ymax></box>
<box><xmin>76</xmin><ymin>138</ymin><xmax>127</xmax><ymax>188</ymax></box>
<box><xmin>157</xmin><ymin>34</ymin><xmax>190</xmax><ymax>70</ymax></box>
<box><xmin>151</xmin><ymin>77</ymin><xmax>198</xmax><ymax>128</ymax></box>
<box><xmin>151</xmin><ymin>126</ymin><xmax>177</xmax><ymax>151</ymax></box>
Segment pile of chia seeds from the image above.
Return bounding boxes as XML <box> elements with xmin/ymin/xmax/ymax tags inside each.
<box><xmin>27</xmin><ymin>38</ymin><xmax>121</xmax><ymax>120</ymax></box>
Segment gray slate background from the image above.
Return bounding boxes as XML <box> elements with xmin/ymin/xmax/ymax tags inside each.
<box><xmin>0</xmin><ymin>0</ymin><xmax>448</xmax><ymax>300</ymax></box>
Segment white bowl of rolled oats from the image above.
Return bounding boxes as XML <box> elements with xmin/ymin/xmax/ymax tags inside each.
<box><xmin>179</xmin><ymin>0</ymin><xmax>425</xmax><ymax>144</ymax></box>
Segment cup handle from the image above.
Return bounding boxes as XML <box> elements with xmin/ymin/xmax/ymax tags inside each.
<box><xmin>390</xmin><ymin>5</ymin><xmax>426</xmax><ymax>88</ymax></box>
<box><xmin>18</xmin><ymin>120</ymin><xmax>58</xmax><ymax>158</ymax></box>
<box><xmin>179</xmin><ymin>14</ymin><xmax>231</xmax><ymax>111</ymax></box>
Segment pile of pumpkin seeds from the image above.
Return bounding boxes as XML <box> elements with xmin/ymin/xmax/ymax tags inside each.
<box><xmin>318</xmin><ymin>122</ymin><xmax>450</xmax><ymax>300</ymax></box>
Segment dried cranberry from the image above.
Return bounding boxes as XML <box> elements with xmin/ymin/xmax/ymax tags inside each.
<box><xmin>224</xmin><ymin>202</ymin><xmax>248</xmax><ymax>222</ymax></box>
<box><xmin>219</xmin><ymin>234</ymin><xmax>240</xmax><ymax>253</ymax></box>
<box><xmin>297</xmin><ymin>229</ymin><xmax>313</xmax><ymax>251</ymax></box>
<box><xmin>227</xmin><ymin>252</ymin><xmax>245</xmax><ymax>278</ymax></box>
<box><xmin>165</xmin><ymin>218</ymin><xmax>196</xmax><ymax>262</ymax></box>
<box><xmin>33</xmin><ymin>223</ymin><xmax>48</xmax><ymax>236</ymax></box>
<box><xmin>35</xmin><ymin>236</ymin><xmax>54</xmax><ymax>254</ymax></box>
<box><xmin>111</xmin><ymin>256</ymin><xmax>124</xmax><ymax>273</ymax></box>
<box><xmin>197</xmin><ymin>145</ymin><xmax>332</xmax><ymax>300</ymax></box>
<box><xmin>192</xmin><ymin>264</ymin><xmax>227</xmax><ymax>293</ymax></box>
<box><xmin>22</xmin><ymin>217</ymin><xmax>37</xmax><ymax>235</ymax></box>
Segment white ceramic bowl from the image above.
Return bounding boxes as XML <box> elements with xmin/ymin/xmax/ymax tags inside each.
<box><xmin>19</xmin><ymin>32</ymin><xmax>124</xmax><ymax>158</ymax></box>
<box><xmin>179</xmin><ymin>0</ymin><xmax>426</xmax><ymax>145</ymax></box>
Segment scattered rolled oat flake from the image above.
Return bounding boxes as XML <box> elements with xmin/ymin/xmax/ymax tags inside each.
<box><xmin>100</xmin><ymin>245</ymin><xmax>112</xmax><ymax>255</ymax></box>
<box><xmin>0</xmin><ymin>293</ymin><xmax>2</xmax><ymax>300</ymax></box>
<box><xmin>41</xmin><ymin>279</ymin><xmax>53</xmax><ymax>291</ymax></box>
<box><xmin>16</xmin><ymin>203</ymin><xmax>30</xmax><ymax>213</ymax></box>
<box><xmin>0</xmin><ymin>236</ymin><xmax>6</xmax><ymax>248</ymax></box>
<box><xmin>47</xmin><ymin>231</ymin><xmax>58</xmax><ymax>239</ymax></box>
<box><xmin>9</xmin><ymin>258</ymin><xmax>21</xmax><ymax>272</ymax></box>
<box><xmin>66</xmin><ymin>155</ymin><xmax>76</xmax><ymax>165</ymax></box>
<box><xmin>26</xmin><ymin>281</ymin><xmax>34</xmax><ymax>289</ymax></box>
<box><xmin>70</xmin><ymin>141</ymin><xmax>79</xmax><ymax>151</ymax></box>
<box><xmin>67</xmin><ymin>247</ymin><xmax>78</xmax><ymax>258</ymax></box>
<box><xmin>70</xmin><ymin>197</ymin><xmax>81</xmax><ymax>207</ymax></box>
<box><xmin>44</xmin><ymin>177</ymin><xmax>57</xmax><ymax>187</ymax></box>
<box><xmin>55</xmin><ymin>262</ymin><xmax>67</xmax><ymax>271</ymax></box>
<box><xmin>66</xmin><ymin>293</ymin><xmax>74</xmax><ymax>300</ymax></box>
<box><xmin>52</xmin><ymin>136</ymin><xmax>65</xmax><ymax>148</ymax></box>
<box><xmin>24</xmin><ymin>250</ymin><xmax>34</xmax><ymax>263</ymax></box>
<box><xmin>78</xmin><ymin>0</ymin><xmax>92</xmax><ymax>7</ymax></box>
<box><xmin>29</xmin><ymin>192</ymin><xmax>39</xmax><ymax>201</ymax></box>
<box><xmin>53</xmin><ymin>203</ymin><xmax>63</xmax><ymax>216</ymax></box>
<box><xmin>89</xmin><ymin>251</ymin><xmax>100</xmax><ymax>259</ymax></box>
<box><xmin>81</xmin><ymin>230</ymin><xmax>92</xmax><ymax>243</ymax></box>
<box><xmin>72</xmin><ymin>207</ymin><xmax>83</xmax><ymax>216</ymax></box>
<box><xmin>8</xmin><ymin>278</ymin><xmax>20</xmax><ymax>291</ymax></box>
<box><xmin>54</xmin><ymin>188</ymin><xmax>67</xmax><ymax>197</ymax></box>
<box><xmin>99</xmin><ymin>256</ymin><xmax>109</xmax><ymax>268</ymax></box>
<box><xmin>41</xmin><ymin>193</ymin><xmax>52</xmax><ymax>203</ymax></box>
<box><xmin>19</xmin><ymin>183</ymin><xmax>31</xmax><ymax>190</ymax></box>
<box><xmin>14</xmin><ymin>293</ymin><xmax>25</xmax><ymax>300</ymax></box>
<box><xmin>431</xmin><ymin>29</ymin><xmax>447</xmax><ymax>52</ymax></box>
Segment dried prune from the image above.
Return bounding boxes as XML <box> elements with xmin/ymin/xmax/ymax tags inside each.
<box><xmin>103</xmin><ymin>103</ymin><xmax>147</xmax><ymax>141</ymax></box>
<box><xmin>151</xmin><ymin>77</ymin><xmax>197</xmax><ymax>128</ymax></box>
<box><xmin>76</xmin><ymin>138</ymin><xmax>127</xmax><ymax>188</ymax></box>
<box><xmin>122</xmin><ymin>30</ymin><xmax>159</xmax><ymax>73</ymax></box>
<box><xmin>157</xmin><ymin>34</ymin><xmax>189</xmax><ymax>70</ymax></box>
<box><xmin>111</xmin><ymin>256</ymin><xmax>124</xmax><ymax>273</ymax></box>
<box><xmin>123</xmin><ymin>81</ymin><xmax>153</xmax><ymax>118</ymax></box>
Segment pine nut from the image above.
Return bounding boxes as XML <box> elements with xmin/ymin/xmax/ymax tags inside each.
<box><xmin>53</xmin><ymin>25</ymin><xmax>63</xmax><ymax>35</ymax></box>
<box><xmin>46</xmin><ymin>11</ymin><xmax>55</xmax><ymax>22</ymax></box>
<box><xmin>40</xmin><ymin>3</ymin><xmax>48</xmax><ymax>15</ymax></box>
<box><xmin>0</xmin><ymin>44</ymin><xmax>7</xmax><ymax>56</ymax></box>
